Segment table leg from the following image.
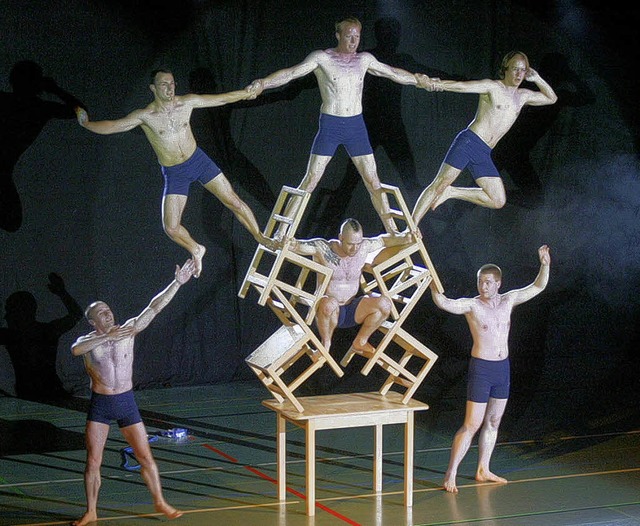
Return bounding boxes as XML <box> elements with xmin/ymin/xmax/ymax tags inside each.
<box><xmin>374</xmin><ymin>423</ymin><xmax>383</xmax><ymax>492</ymax></box>
<box><xmin>277</xmin><ymin>414</ymin><xmax>286</xmax><ymax>501</ymax></box>
<box><xmin>306</xmin><ymin>421</ymin><xmax>316</xmax><ymax>516</ymax></box>
<box><xmin>404</xmin><ymin>412</ymin><xmax>415</xmax><ymax>507</ymax></box>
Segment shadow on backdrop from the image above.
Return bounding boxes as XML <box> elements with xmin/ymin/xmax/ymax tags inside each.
<box><xmin>0</xmin><ymin>61</ymin><xmax>84</xmax><ymax>232</ymax></box>
<box><xmin>0</xmin><ymin>273</ymin><xmax>83</xmax><ymax>401</ymax></box>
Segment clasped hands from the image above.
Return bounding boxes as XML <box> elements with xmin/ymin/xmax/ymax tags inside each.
<box><xmin>416</xmin><ymin>73</ymin><xmax>442</xmax><ymax>92</ymax></box>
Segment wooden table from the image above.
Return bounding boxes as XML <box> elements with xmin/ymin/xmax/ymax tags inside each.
<box><xmin>262</xmin><ymin>391</ymin><xmax>429</xmax><ymax>516</ymax></box>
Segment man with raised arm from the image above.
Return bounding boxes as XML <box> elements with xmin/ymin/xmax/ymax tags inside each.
<box><xmin>70</xmin><ymin>259</ymin><xmax>196</xmax><ymax>525</ymax></box>
<box><xmin>431</xmin><ymin>245</ymin><xmax>551</xmax><ymax>493</ymax></box>
<box><xmin>288</xmin><ymin>218</ymin><xmax>413</xmax><ymax>355</ymax></box>
<box><xmin>76</xmin><ymin>69</ymin><xmax>274</xmax><ymax>277</ymax></box>
<box><xmin>247</xmin><ymin>17</ymin><xmax>438</xmax><ymax>235</ymax></box>
<box><xmin>412</xmin><ymin>51</ymin><xmax>557</xmax><ymax>223</ymax></box>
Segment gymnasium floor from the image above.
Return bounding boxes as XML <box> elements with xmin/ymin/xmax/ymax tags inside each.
<box><xmin>1</xmin><ymin>380</ymin><xmax>639</xmax><ymax>526</ymax></box>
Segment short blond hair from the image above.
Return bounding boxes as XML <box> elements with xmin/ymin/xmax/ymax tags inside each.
<box><xmin>335</xmin><ymin>17</ymin><xmax>362</xmax><ymax>34</ymax></box>
<box><xmin>477</xmin><ymin>264</ymin><xmax>502</xmax><ymax>281</ymax></box>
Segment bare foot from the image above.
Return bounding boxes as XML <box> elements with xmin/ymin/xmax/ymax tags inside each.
<box><xmin>443</xmin><ymin>473</ymin><xmax>458</xmax><ymax>494</ymax></box>
<box><xmin>476</xmin><ymin>469</ymin><xmax>507</xmax><ymax>485</ymax></box>
<box><xmin>351</xmin><ymin>341</ymin><xmax>375</xmax><ymax>355</ymax></box>
<box><xmin>273</xmin><ymin>225</ymin><xmax>289</xmax><ymax>244</ymax></box>
<box><xmin>192</xmin><ymin>244</ymin><xmax>206</xmax><ymax>278</ymax></box>
<box><xmin>155</xmin><ymin>502</ymin><xmax>183</xmax><ymax>520</ymax></box>
<box><xmin>71</xmin><ymin>511</ymin><xmax>97</xmax><ymax>525</ymax></box>
<box><xmin>259</xmin><ymin>234</ymin><xmax>280</xmax><ymax>251</ymax></box>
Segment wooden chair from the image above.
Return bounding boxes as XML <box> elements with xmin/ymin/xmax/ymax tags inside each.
<box><xmin>241</xmin><ymin>185</ymin><xmax>343</xmax><ymax>411</ymax></box>
<box><xmin>339</xmin><ymin>185</ymin><xmax>442</xmax><ymax>402</ymax></box>
<box><xmin>239</xmin><ymin>185</ymin><xmax>321</xmax><ymax>306</ymax></box>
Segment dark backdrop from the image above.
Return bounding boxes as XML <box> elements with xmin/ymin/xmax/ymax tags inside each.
<box><xmin>1</xmin><ymin>0</ymin><xmax>638</xmax><ymax>437</ymax></box>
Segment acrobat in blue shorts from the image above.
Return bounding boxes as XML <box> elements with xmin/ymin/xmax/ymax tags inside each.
<box><xmin>337</xmin><ymin>296</ymin><xmax>365</xmax><ymax>328</ymax></box>
<box><xmin>443</xmin><ymin>128</ymin><xmax>501</xmax><ymax>180</ymax></box>
<box><xmin>161</xmin><ymin>147</ymin><xmax>222</xmax><ymax>196</ymax></box>
<box><xmin>87</xmin><ymin>390</ymin><xmax>143</xmax><ymax>428</ymax></box>
<box><xmin>310</xmin><ymin>113</ymin><xmax>374</xmax><ymax>158</ymax></box>
<box><xmin>466</xmin><ymin>356</ymin><xmax>510</xmax><ymax>403</ymax></box>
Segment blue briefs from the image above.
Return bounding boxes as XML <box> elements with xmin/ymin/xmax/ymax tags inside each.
<box><xmin>337</xmin><ymin>296</ymin><xmax>365</xmax><ymax>329</ymax></box>
<box><xmin>443</xmin><ymin>129</ymin><xmax>500</xmax><ymax>180</ymax></box>
<box><xmin>310</xmin><ymin>113</ymin><xmax>374</xmax><ymax>157</ymax></box>
<box><xmin>161</xmin><ymin>147</ymin><xmax>222</xmax><ymax>196</ymax></box>
<box><xmin>87</xmin><ymin>390</ymin><xmax>143</xmax><ymax>428</ymax></box>
<box><xmin>467</xmin><ymin>357</ymin><xmax>510</xmax><ymax>403</ymax></box>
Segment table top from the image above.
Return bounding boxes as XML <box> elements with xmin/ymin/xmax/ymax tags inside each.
<box><xmin>262</xmin><ymin>391</ymin><xmax>429</xmax><ymax>422</ymax></box>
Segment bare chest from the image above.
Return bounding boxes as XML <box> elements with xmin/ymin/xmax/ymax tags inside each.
<box><xmin>471</xmin><ymin>300</ymin><xmax>512</xmax><ymax>334</ymax></box>
<box><xmin>329</xmin><ymin>254</ymin><xmax>368</xmax><ymax>282</ymax></box>
<box><xmin>87</xmin><ymin>340</ymin><xmax>133</xmax><ymax>369</ymax></box>
<box><xmin>318</xmin><ymin>53</ymin><xmax>367</xmax><ymax>86</ymax></box>
<box><xmin>146</xmin><ymin>106</ymin><xmax>192</xmax><ymax>137</ymax></box>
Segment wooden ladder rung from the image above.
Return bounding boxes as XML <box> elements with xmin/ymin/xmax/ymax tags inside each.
<box><xmin>273</xmin><ymin>214</ymin><xmax>294</xmax><ymax>225</ymax></box>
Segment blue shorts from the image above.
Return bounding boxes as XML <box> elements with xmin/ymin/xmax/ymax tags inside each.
<box><xmin>310</xmin><ymin>114</ymin><xmax>374</xmax><ymax>157</ymax></box>
<box><xmin>467</xmin><ymin>357</ymin><xmax>510</xmax><ymax>403</ymax></box>
<box><xmin>337</xmin><ymin>296</ymin><xmax>365</xmax><ymax>328</ymax></box>
<box><xmin>87</xmin><ymin>390</ymin><xmax>143</xmax><ymax>428</ymax></box>
<box><xmin>443</xmin><ymin>129</ymin><xmax>500</xmax><ymax>180</ymax></box>
<box><xmin>161</xmin><ymin>147</ymin><xmax>222</xmax><ymax>196</ymax></box>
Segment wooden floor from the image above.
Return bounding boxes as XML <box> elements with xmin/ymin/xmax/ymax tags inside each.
<box><xmin>1</xmin><ymin>380</ymin><xmax>639</xmax><ymax>526</ymax></box>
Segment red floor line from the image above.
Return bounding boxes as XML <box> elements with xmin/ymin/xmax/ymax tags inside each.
<box><xmin>202</xmin><ymin>443</ymin><xmax>361</xmax><ymax>526</ymax></box>
<box><xmin>202</xmin><ymin>443</ymin><xmax>238</xmax><ymax>463</ymax></box>
<box><xmin>244</xmin><ymin>465</ymin><xmax>362</xmax><ymax>526</ymax></box>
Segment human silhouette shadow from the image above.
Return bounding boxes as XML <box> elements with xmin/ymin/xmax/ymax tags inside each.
<box><xmin>313</xmin><ymin>17</ymin><xmax>463</xmax><ymax>236</ymax></box>
<box><xmin>0</xmin><ymin>60</ymin><xmax>85</xmax><ymax>232</ymax></box>
<box><xmin>0</xmin><ymin>273</ymin><xmax>83</xmax><ymax>401</ymax></box>
<box><xmin>0</xmin><ymin>416</ymin><xmax>86</xmax><ymax>456</ymax></box>
<box><xmin>493</xmin><ymin>52</ymin><xmax>595</xmax><ymax>208</ymax></box>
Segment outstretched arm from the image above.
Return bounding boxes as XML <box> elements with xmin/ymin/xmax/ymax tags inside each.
<box><xmin>185</xmin><ymin>88</ymin><xmax>255</xmax><ymax>109</ymax></box>
<box><xmin>288</xmin><ymin>238</ymin><xmax>328</xmax><ymax>257</ymax></box>
<box><xmin>380</xmin><ymin>230</ymin><xmax>415</xmax><ymax>248</ymax></box>
<box><xmin>523</xmin><ymin>67</ymin><xmax>558</xmax><ymax>106</ymax></box>
<box><xmin>433</xmin><ymin>78</ymin><xmax>496</xmax><ymax>94</ymax></box>
<box><xmin>366</xmin><ymin>55</ymin><xmax>425</xmax><ymax>86</ymax></box>
<box><xmin>129</xmin><ymin>259</ymin><xmax>197</xmax><ymax>334</ymax></box>
<box><xmin>247</xmin><ymin>52</ymin><xmax>319</xmax><ymax>95</ymax></box>
<box><xmin>431</xmin><ymin>287</ymin><xmax>474</xmax><ymax>315</ymax></box>
<box><xmin>507</xmin><ymin>245</ymin><xmax>551</xmax><ymax>306</ymax></box>
<box><xmin>75</xmin><ymin>107</ymin><xmax>144</xmax><ymax>135</ymax></box>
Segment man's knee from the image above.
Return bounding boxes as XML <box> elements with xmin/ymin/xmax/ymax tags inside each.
<box><xmin>485</xmin><ymin>410</ymin><xmax>504</xmax><ymax>430</ymax></box>
<box><xmin>162</xmin><ymin>221</ymin><xmax>182</xmax><ymax>240</ymax></box>
<box><xmin>318</xmin><ymin>296</ymin><xmax>340</xmax><ymax>317</ymax></box>
<box><xmin>86</xmin><ymin>452</ymin><xmax>103</xmax><ymax>471</ymax></box>
<box><xmin>491</xmin><ymin>194</ymin><xmax>506</xmax><ymax>209</ymax></box>
<box><xmin>134</xmin><ymin>450</ymin><xmax>156</xmax><ymax>468</ymax></box>
<box><xmin>376</xmin><ymin>296</ymin><xmax>392</xmax><ymax>317</ymax></box>
<box><xmin>299</xmin><ymin>171</ymin><xmax>324</xmax><ymax>192</ymax></box>
<box><xmin>227</xmin><ymin>197</ymin><xmax>245</xmax><ymax>214</ymax></box>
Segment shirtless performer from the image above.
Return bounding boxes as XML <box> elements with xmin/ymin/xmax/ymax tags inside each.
<box><xmin>288</xmin><ymin>218</ymin><xmax>413</xmax><ymax>354</ymax></box>
<box><xmin>76</xmin><ymin>69</ymin><xmax>274</xmax><ymax>277</ymax></box>
<box><xmin>247</xmin><ymin>17</ymin><xmax>438</xmax><ymax>235</ymax></box>
<box><xmin>431</xmin><ymin>245</ymin><xmax>551</xmax><ymax>493</ymax></box>
<box><xmin>412</xmin><ymin>51</ymin><xmax>557</xmax><ymax>223</ymax></box>
<box><xmin>70</xmin><ymin>259</ymin><xmax>196</xmax><ymax>525</ymax></box>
